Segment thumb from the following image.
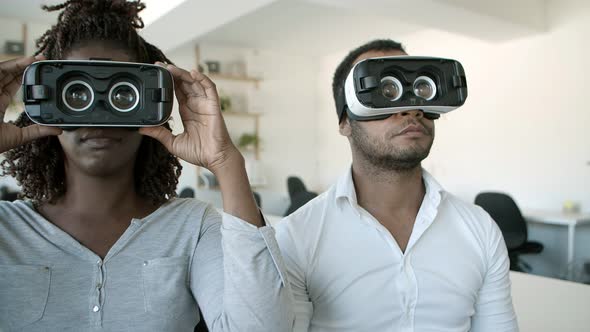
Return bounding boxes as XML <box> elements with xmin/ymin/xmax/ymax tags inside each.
<box><xmin>20</xmin><ymin>124</ymin><xmax>62</xmax><ymax>144</ymax></box>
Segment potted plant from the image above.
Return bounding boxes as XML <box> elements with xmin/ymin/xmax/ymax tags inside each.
<box><xmin>237</xmin><ymin>133</ymin><xmax>259</xmax><ymax>151</ymax></box>
<box><xmin>219</xmin><ymin>94</ymin><xmax>231</xmax><ymax>112</ymax></box>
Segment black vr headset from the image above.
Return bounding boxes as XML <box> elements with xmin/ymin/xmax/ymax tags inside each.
<box><xmin>335</xmin><ymin>56</ymin><xmax>468</xmax><ymax>122</ymax></box>
<box><xmin>22</xmin><ymin>60</ymin><xmax>174</xmax><ymax>127</ymax></box>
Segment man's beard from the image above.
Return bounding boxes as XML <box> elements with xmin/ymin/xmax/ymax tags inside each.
<box><xmin>350</xmin><ymin>120</ymin><xmax>434</xmax><ymax>172</ymax></box>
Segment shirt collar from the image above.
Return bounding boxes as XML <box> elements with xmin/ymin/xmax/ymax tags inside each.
<box><xmin>334</xmin><ymin>166</ymin><xmax>446</xmax><ymax>210</ymax></box>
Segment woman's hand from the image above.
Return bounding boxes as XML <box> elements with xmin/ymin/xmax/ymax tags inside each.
<box><xmin>140</xmin><ymin>63</ymin><xmax>263</xmax><ymax>226</ymax></box>
<box><xmin>139</xmin><ymin>63</ymin><xmax>241</xmax><ymax>174</ymax></box>
<box><xmin>0</xmin><ymin>55</ymin><xmax>61</xmax><ymax>154</ymax></box>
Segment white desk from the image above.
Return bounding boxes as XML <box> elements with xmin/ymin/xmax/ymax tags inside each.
<box><xmin>523</xmin><ymin>209</ymin><xmax>590</xmax><ymax>280</ymax></box>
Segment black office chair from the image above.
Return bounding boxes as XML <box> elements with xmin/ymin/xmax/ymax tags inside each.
<box><xmin>194</xmin><ymin>307</ymin><xmax>208</xmax><ymax>332</ymax></box>
<box><xmin>253</xmin><ymin>191</ymin><xmax>262</xmax><ymax>208</ymax></box>
<box><xmin>284</xmin><ymin>176</ymin><xmax>317</xmax><ymax>216</ymax></box>
<box><xmin>474</xmin><ymin>192</ymin><xmax>543</xmax><ymax>272</ymax></box>
<box><xmin>179</xmin><ymin>187</ymin><xmax>195</xmax><ymax>198</ymax></box>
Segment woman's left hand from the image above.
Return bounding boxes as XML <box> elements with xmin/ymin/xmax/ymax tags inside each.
<box><xmin>139</xmin><ymin>63</ymin><xmax>240</xmax><ymax>174</ymax></box>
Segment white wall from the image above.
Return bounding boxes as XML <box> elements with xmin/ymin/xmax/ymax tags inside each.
<box><xmin>166</xmin><ymin>42</ymin><xmax>319</xmax><ymax>207</ymax></box>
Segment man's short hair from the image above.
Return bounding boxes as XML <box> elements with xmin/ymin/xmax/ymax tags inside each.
<box><xmin>332</xmin><ymin>39</ymin><xmax>406</xmax><ymax>122</ymax></box>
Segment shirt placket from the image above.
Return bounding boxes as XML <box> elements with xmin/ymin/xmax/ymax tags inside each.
<box><xmin>90</xmin><ymin>258</ymin><xmax>105</xmax><ymax>327</ymax></box>
<box><xmin>397</xmin><ymin>253</ymin><xmax>417</xmax><ymax>332</ymax></box>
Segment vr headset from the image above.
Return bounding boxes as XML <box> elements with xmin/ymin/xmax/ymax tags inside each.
<box><xmin>336</xmin><ymin>56</ymin><xmax>468</xmax><ymax>122</ymax></box>
<box><xmin>22</xmin><ymin>60</ymin><xmax>174</xmax><ymax>127</ymax></box>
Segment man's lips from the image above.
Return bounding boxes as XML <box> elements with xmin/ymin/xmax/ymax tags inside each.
<box><xmin>398</xmin><ymin>124</ymin><xmax>429</xmax><ymax>136</ymax></box>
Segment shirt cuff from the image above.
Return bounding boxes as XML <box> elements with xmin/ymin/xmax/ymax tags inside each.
<box><xmin>220</xmin><ymin>211</ymin><xmax>287</xmax><ymax>286</ymax></box>
<box><xmin>221</xmin><ymin>210</ymin><xmax>269</xmax><ymax>231</ymax></box>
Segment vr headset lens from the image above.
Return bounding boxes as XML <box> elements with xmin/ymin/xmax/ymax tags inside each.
<box><xmin>109</xmin><ymin>82</ymin><xmax>140</xmax><ymax>113</ymax></box>
<box><xmin>380</xmin><ymin>76</ymin><xmax>403</xmax><ymax>101</ymax></box>
<box><xmin>62</xmin><ymin>80</ymin><xmax>94</xmax><ymax>112</ymax></box>
<box><xmin>412</xmin><ymin>76</ymin><xmax>437</xmax><ymax>101</ymax></box>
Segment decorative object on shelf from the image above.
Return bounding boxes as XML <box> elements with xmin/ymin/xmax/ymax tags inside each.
<box><xmin>4</xmin><ymin>41</ymin><xmax>24</xmax><ymax>55</ymax></box>
<box><xmin>197</xmin><ymin>63</ymin><xmax>205</xmax><ymax>74</ymax></box>
<box><xmin>219</xmin><ymin>94</ymin><xmax>232</xmax><ymax>112</ymax></box>
<box><xmin>237</xmin><ymin>133</ymin><xmax>259</xmax><ymax>151</ymax></box>
<box><xmin>563</xmin><ymin>200</ymin><xmax>581</xmax><ymax>214</ymax></box>
<box><xmin>205</xmin><ymin>60</ymin><xmax>220</xmax><ymax>74</ymax></box>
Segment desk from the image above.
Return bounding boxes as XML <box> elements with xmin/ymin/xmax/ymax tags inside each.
<box><xmin>524</xmin><ymin>209</ymin><xmax>590</xmax><ymax>279</ymax></box>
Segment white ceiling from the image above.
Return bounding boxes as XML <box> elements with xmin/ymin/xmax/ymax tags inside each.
<box><xmin>0</xmin><ymin>0</ymin><xmax>548</xmax><ymax>56</ymax></box>
<box><xmin>193</xmin><ymin>0</ymin><xmax>547</xmax><ymax>56</ymax></box>
<box><xmin>196</xmin><ymin>0</ymin><xmax>421</xmax><ymax>55</ymax></box>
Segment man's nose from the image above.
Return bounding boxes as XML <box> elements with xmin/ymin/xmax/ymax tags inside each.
<box><xmin>398</xmin><ymin>109</ymin><xmax>424</xmax><ymax>118</ymax></box>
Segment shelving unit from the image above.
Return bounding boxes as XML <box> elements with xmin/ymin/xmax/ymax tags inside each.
<box><xmin>194</xmin><ymin>44</ymin><xmax>265</xmax><ymax>189</ymax></box>
<box><xmin>209</xmin><ymin>73</ymin><xmax>262</xmax><ymax>88</ymax></box>
<box><xmin>0</xmin><ymin>23</ymin><xmax>27</xmax><ymax>61</ymax></box>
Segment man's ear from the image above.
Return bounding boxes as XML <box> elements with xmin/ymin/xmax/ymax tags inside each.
<box><xmin>339</xmin><ymin>116</ymin><xmax>352</xmax><ymax>137</ymax></box>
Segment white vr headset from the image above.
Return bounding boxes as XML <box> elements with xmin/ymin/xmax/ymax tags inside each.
<box><xmin>335</xmin><ymin>56</ymin><xmax>468</xmax><ymax>122</ymax></box>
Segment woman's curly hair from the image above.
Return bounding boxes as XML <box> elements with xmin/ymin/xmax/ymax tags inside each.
<box><xmin>0</xmin><ymin>0</ymin><xmax>182</xmax><ymax>205</ymax></box>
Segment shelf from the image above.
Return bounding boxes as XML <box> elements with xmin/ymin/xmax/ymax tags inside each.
<box><xmin>0</xmin><ymin>54</ymin><xmax>21</xmax><ymax>61</ymax></box>
<box><xmin>208</xmin><ymin>73</ymin><xmax>262</xmax><ymax>87</ymax></box>
<box><xmin>222</xmin><ymin>111</ymin><xmax>262</xmax><ymax>117</ymax></box>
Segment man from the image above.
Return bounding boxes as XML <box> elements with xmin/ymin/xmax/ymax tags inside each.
<box><xmin>275</xmin><ymin>39</ymin><xmax>518</xmax><ymax>331</ymax></box>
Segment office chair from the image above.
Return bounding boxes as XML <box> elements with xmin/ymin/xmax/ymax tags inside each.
<box><xmin>194</xmin><ymin>307</ymin><xmax>208</xmax><ymax>332</ymax></box>
<box><xmin>253</xmin><ymin>191</ymin><xmax>262</xmax><ymax>208</ymax></box>
<box><xmin>179</xmin><ymin>187</ymin><xmax>195</xmax><ymax>198</ymax></box>
<box><xmin>284</xmin><ymin>176</ymin><xmax>317</xmax><ymax>216</ymax></box>
<box><xmin>474</xmin><ymin>192</ymin><xmax>543</xmax><ymax>272</ymax></box>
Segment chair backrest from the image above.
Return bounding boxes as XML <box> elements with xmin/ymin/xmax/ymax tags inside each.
<box><xmin>253</xmin><ymin>191</ymin><xmax>262</xmax><ymax>208</ymax></box>
<box><xmin>474</xmin><ymin>192</ymin><xmax>528</xmax><ymax>250</ymax></box>
<box><xmin>285</xmin><ymin>191</ymin><xmax>318</xmax><ymax>216</ymax></box>
<box><xmin>179</xmin><ymin>187</ymin><xmax>195</xmax><ymax>198</ymax></box>
<box><xmin>287</xmin><ymin>176</ymin><xmax>307</xmax><ymax>198</ymax></box>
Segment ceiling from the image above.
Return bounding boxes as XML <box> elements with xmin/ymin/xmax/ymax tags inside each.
<box><xmin>0</xmin><ymin>0</ymin><xmax>548</xmax><ymax>56</ymax></box>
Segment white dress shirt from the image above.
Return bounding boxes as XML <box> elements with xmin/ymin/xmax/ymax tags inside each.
<box><xmin>274</xmin><ymin>168</ymin><xmax>518</xmax><ymax>332</ymax></box>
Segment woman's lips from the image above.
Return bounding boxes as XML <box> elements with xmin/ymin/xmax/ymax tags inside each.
<box><xmin>80</xmin><ymin>137</ymin><xmax>121</xmax><ymax>149</ymax></box>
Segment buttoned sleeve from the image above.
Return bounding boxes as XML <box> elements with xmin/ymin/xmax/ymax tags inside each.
<box><xmin>189</xmin><ymin>206</ymin><xmax>294</xmax><ymax>332</ymax></box>
<box><xmin>274</xmin><ymin>216</ymin><xmax>315</xmax><ymax>332</ymax></box>
<box><xmin>471</xmin><ymin>213</ymin><xmax>519</xmax><ymax>332</ymax></box>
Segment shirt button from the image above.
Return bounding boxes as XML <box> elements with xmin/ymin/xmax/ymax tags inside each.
<box><xmin>143</xmin><ymin>261</ymin><xmax>149</xmax><ymax>266</ymax></box>
<box><xmin>92</xmin><ymin>305</ymin><xmax>100</xmax><ymax>312</ymax></box>
<box><xmin>96</xmin><ymin>283</ymin><xmax>102</xmax><ymax>289</ymax></box>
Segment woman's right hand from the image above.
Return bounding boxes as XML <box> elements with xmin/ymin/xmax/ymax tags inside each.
<box><xmin>0</xmin><ymin>55</ymin><xmax>61</xmax><ymax>154</ymax></box>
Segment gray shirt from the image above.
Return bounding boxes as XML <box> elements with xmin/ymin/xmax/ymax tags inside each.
<box><xmin>0</xmin><ymin>198</ymin><xmax>292</xmax><ymax>331</ymax></box>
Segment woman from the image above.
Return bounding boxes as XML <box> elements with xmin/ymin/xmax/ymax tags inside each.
<box><xmin>0</xmin><ymin>1</ymin><xmax>291</xmax><ymax>331</ymax></box>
